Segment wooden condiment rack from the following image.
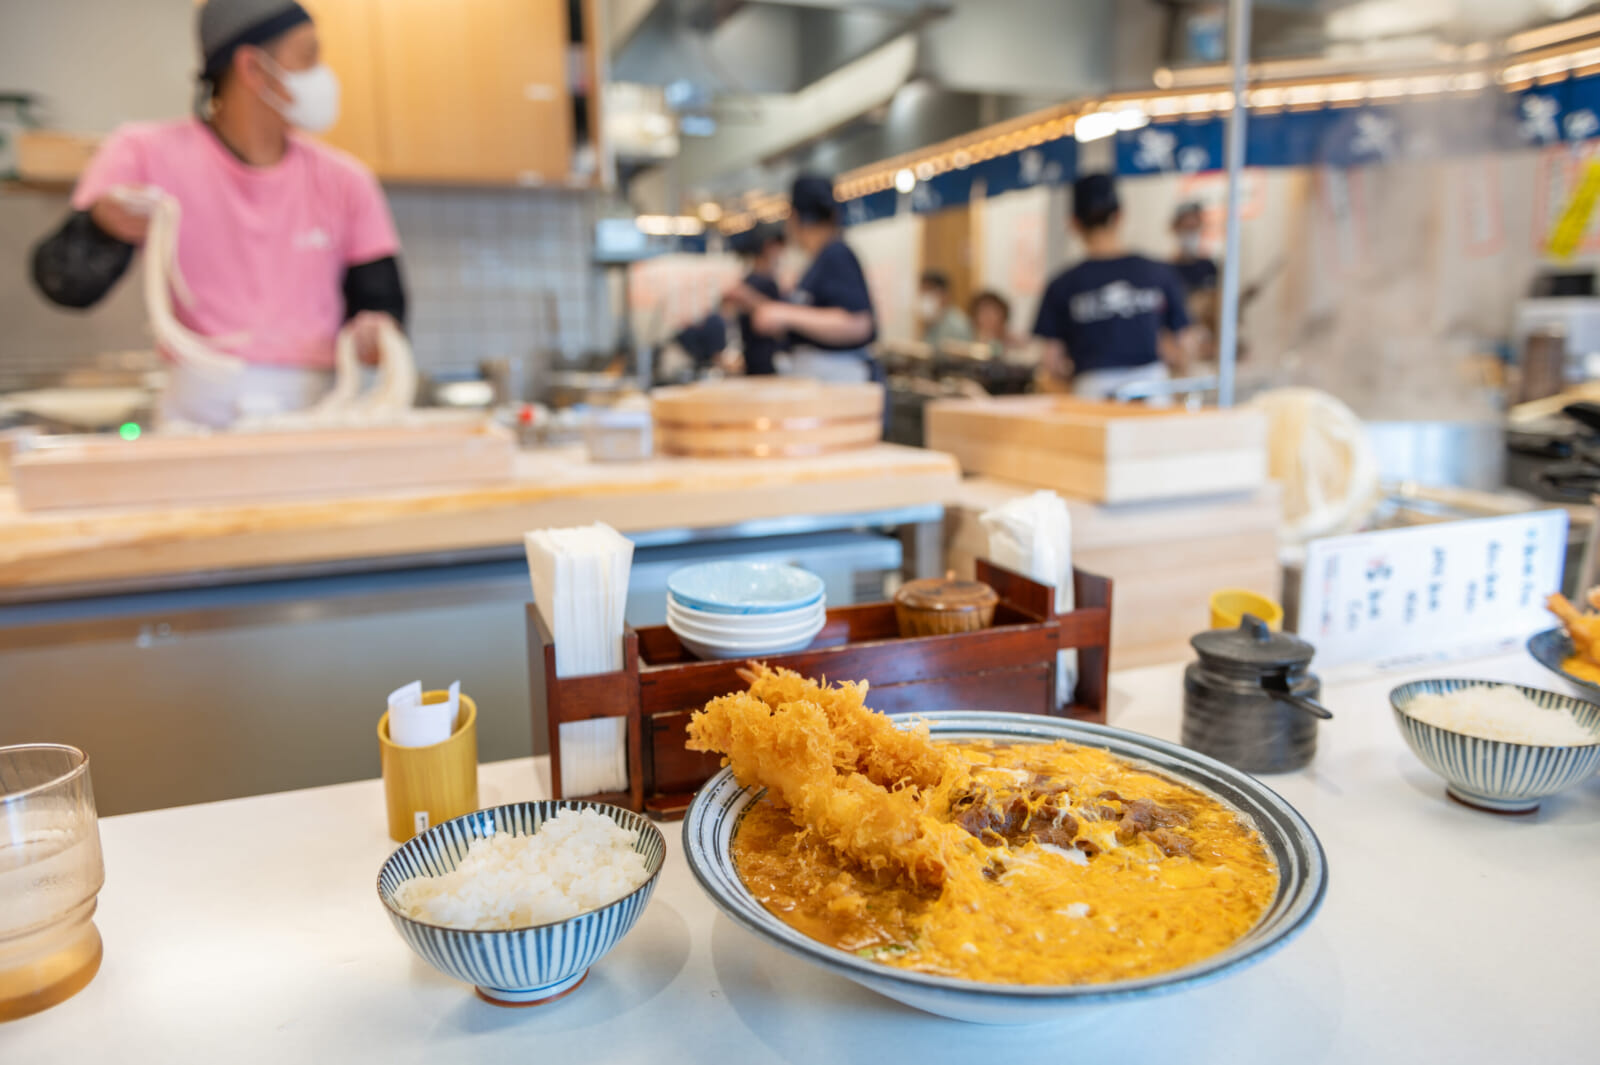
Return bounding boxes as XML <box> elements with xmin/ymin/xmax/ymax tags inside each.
<box><xmin>527</xmin><ymin>561</ymin><xmax>1112</xmax><ymax>820</ymax></box>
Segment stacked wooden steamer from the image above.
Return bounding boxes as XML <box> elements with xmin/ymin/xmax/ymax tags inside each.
<box><xmin>651</xmin><ymin>380</ymin><xmax>883</xmax><ymax>458</ymax></box>
<box><xmin>930</xmin><ymin>397</ymin><xmax>1281</xmax><ymax>668</ymax></box>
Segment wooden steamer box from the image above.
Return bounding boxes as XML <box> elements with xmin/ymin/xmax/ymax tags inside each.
<box><xmin>529</xmin><ymin>561</ymin><xmax>1112</xmax><ymax>819</ymax></box>
<box><xmin>925</xmin><ymin>396</ymin><xmax>1268</xmax><ymax>504</ymax></box>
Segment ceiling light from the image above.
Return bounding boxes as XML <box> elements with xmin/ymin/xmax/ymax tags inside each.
<box><xmin>894</xmin><ymin>168</ymin><xmax>916</xmax><ymax>194</ymax></box>
<box><xmin>1073</xmin><ymin>111</ymin><xmax>1119</xmax><ymax>142</ymax></box>
<box><xmin>1114</xmin><ymin>107</ymin><xmax>1150</xmax><ymax>132</ymax></box>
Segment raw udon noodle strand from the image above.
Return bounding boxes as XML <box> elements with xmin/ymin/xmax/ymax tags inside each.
<box><xmin>241</xmin><ymin>316</ymin><xmax>419</xmax><ymax>430</ymax></box>
<box><xmin>310</xmin><ymin>326</ymin><xmax>364</xmax><ymax>413</ymax></box>
<box><xmin>143</xmin><ymin>193</ymin><xmax>246</xmax><ymax>383</ymax></box>
<box><xmin>304</xmin><ymin>317</ymin><xmax>418</xmax><ymax>424</ymax></box>
<box><xmin>354</xmin><ymin>317</ymin><xmax>419</xmax><ymax>418</ymax></box>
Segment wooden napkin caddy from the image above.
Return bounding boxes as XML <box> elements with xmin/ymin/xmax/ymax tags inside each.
<box><xmin>527</xmin><ymin>560</ymin><xmax>1112</xmax><ymax>820</ymax></box>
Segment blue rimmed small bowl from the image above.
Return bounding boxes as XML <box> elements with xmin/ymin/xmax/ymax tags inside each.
<box><xmin>1526</xmin><ymin>627</ymin><xmax>1600</xmax><ymax>700</ymax></box>
<box><xmin>1389</xmin><ymin>679</ymin><xmax>1600</xmax><ymax>815</ymax></box>
<box><xmin>667</xmin><ymin>561</ymin><xmax>825</xmax><ymax>615</ymax></box>
<box><xmin>378</xmin><ymin>801</ymin><xmax>666</xmax><ymax>1006</ymax></box>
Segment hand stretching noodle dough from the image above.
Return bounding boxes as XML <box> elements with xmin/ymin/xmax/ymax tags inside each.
<box><xmin>238</xmin><ymin>316</ymin><xmax>418</xmax><ymax>430</ymax></box>
<box><xmin>145</xmin><ymin>190</ymin><xmax>417</xmax><ymax>429</ymax></box>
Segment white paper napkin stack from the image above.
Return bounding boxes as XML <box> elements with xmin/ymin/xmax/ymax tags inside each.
<box><xmin>388</xmin><ymin>680</ymin><xmax>460</xmax><ymax>747</ymax></box>
<box><xmin>980</xmin><ymin>491</ymin><xmax>1077</xmax><ymax>705</ymax></box>
<box><xmin>525</xmin><ymin>523</ymin><xmax>636</xmax><ymax>796</ymax></box>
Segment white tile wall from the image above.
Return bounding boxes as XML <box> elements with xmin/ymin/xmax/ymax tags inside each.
<box><xmin>390</xmin><ymin>186</ymin><xmax>608</xmax><ymax>383</ymax></box>
<box><xmin>0</xmin><ymin>184</ymin><xmax>609</xmax><ymax>392</ymax></box>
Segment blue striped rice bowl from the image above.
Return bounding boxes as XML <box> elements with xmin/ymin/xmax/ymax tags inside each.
<box><xmin>1389</xmin><ymin>679</ymin><xmax>1600</xmax><ymax>814</ymax></box>
<box><xmin>377</xmin><ymin>801</ymin><xmax>665</xmax><ymax>1005</ymax></box>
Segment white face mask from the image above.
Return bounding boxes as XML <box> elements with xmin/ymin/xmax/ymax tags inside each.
<box><xmin>918</xmin><ymin>293</ymin><xmax>943</xmax><ymax>322</ymax></box>
<box><xmin>258</xmin><ymin>55</ymin><xmax>341</xmax><ymax>133</ymax></box>
<box><xmin>1177</xmin><ymin>231</ymin><xmax>1203</xmax><ymax>257</ymax></box>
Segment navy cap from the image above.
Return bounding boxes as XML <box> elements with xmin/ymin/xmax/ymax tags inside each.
<box><xmin>790</xmin><ymin>174</ymin><xmax>838</xmax><ymax>224</ymax></box>
<box><xmin>1072</xmin><ymin>173</ymin><xmax>1120</xmax><ymax>227</ymax></box>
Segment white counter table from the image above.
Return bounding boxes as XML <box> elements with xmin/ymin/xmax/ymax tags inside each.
<box><xmin>5</xmin><ymin>653</ymin><xmax>1597</xmax><ymax>1064</ymax></box>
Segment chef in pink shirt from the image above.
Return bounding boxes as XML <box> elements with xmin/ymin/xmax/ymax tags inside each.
<box><xmin>30</xmin><ymin>0</ymin><xmax>406</xmax><ymax>428</ymax></box>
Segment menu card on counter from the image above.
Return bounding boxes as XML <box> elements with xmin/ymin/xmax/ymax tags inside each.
<box><xmin>1298</xmin><ymin>510</ymin><xmax>1569</xmax><ymax>670</ymax></box>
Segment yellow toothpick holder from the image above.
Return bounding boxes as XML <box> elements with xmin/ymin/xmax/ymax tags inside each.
<box><xmin>378</xmin><ymin>690</ymin><xmax>480</xmax><ymax>842</ymax></box>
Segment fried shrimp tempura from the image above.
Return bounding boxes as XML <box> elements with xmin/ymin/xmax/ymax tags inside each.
<box><xmin>1549</xmin><ymin>592</ymin><xmax>1600</xmax><ymax>665</ymax></box>
<box><xmin>740</xmin><ymin>665</ymin><xmax>950</xmax><ymax>792</ymax></box>
<box><xmin>686</xmin><ymin>667</ymin><xmax>984</xmax><ymax>890</ymax></box>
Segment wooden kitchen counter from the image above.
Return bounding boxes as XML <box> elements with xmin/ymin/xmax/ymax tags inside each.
<box><xmin>0</xmin><ymin>444</ymin><xmax>959</xmax><ymax>598</ymax></box>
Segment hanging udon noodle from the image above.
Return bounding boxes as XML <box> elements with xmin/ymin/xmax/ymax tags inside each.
<box><xmin>142</xmin><ymin>192</ymin><xmax>246</xmax><ymax>384</ymax></box>
<box><xmin>143</xmin><ymin>190</ymin><xmax>417</xmax><ymax>429</ymax></box>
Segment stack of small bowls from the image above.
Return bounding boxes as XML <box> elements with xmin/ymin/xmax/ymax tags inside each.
<box><xmin>666</xmin><ymin>561</ymin><xmax>827</xmax><ymax>660</ymax></box>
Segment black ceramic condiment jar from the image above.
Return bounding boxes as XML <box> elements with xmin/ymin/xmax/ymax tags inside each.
<box><xmin>1182</xmin><ymin>615</ymin><xmax>1333</xmax><ymax>774</ymax></box>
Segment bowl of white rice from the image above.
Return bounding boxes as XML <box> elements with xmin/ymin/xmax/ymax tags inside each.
<box><xmin>1389</xmin><ymin>679</ymin><xmax>1600</xmax><ymax>814</ymax></box>
<box><xmin>377</xmin><ymin>801</ymin><xmax>665</xmax><ymax>1005</ymax></box>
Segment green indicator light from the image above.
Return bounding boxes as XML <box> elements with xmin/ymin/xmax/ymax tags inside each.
<box><xmin>119</xmin><ymin>423</ymin><xmax>141</xmax><ymax>441</ymax></box>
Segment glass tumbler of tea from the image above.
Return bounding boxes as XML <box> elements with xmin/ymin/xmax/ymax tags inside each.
<box><xmin>0</xmin><ymin>745</ymin><xmax>106</xmax><ymax>1022</ymax></box>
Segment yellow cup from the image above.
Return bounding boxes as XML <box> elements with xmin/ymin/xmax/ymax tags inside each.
<box><xmin>378</xmin><ymin>691</ymin><xmax>479</xmax><ymax>842</ymax></box>
<box><xmin>1210</xmin><ymin>589</ymin><xmax>1284</xmax><ymax>631</ymax></box>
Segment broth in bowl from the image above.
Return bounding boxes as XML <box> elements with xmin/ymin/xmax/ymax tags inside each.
<box><xmin>688</xmin><ymin>667</ymin><xmax>1278</xmax><ymax>986</ymax></box>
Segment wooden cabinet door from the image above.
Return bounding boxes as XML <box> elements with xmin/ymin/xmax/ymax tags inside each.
<box><xmin>304</xmin><ymin>0</ymin><xmax>386</xmax><ymax>168</ymax></box>
<box><xmin>371</xmin><ymin>0</ymin><xmax>572</xmax><ymax>183</ymax></box>
<box><xmin>921</xmin><ymin>204</ymin><xmax>978</xmax><ymax>318</ymax></box>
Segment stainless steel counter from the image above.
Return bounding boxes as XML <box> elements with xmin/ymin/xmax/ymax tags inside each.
<box><xmin>0</xmin><ymin>510</ymin><xmax>935</xmax><ymax>815</ymax></box>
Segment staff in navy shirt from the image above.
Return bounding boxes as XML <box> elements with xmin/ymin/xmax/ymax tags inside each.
<box><xmin>722</xmin><ymin>222</ymin><xmax>786</xmax><ymax>375</ymax></box>
<box><xmin>1033</xmin><ymin>174</ymin><xmax>1193</xmax><ymax>399</ymax></box>
<box><xmin>1170</xmin><ymin>201</ymin><xmax>1220</xmax><ymax>364</ymax></box>
<box><xmin>743</xmin><ymin>174</ymin><xmax>878</xmax><ymax>383</ymax></box>
<box><xmin>1169</xmin><ymin>202</ymin><xmax>1219</xmax><ymax>296</ymax></box>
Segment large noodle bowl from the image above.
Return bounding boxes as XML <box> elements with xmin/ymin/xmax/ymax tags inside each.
<box><xmin>687</xmin><ymin>668</ymin><xmax>1280</xmax><ymax>987</ymax></box>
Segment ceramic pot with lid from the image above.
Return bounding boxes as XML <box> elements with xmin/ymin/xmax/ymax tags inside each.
<box><xmin>1182</xmin><ymin>616</ymin><xmax>1332</xmax><ymax>774</ymax></box>
<box><xmin>893</xmin><ymin>574</ymin><xmax>998</xmax><ymax>637</ymax></box>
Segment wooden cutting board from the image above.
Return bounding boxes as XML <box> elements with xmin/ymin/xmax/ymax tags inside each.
<box><xmin>0</xmin><ymin>444</ymin><xmax>961</xmax><ymax>594</ymax></box>
<box><xmin>11</xmin><ymin>421</ymin><xmax>518</xmax><ymax>511</ymax></box>
<box><xmin>926</xmin><ymin>396</ymin><xmax>1268</xmax><ymax>503</ymax></box>
<box><xmin>652</xmin><ymin>379</ymin><xmax>883</xmax><ymax>457</ymax></box>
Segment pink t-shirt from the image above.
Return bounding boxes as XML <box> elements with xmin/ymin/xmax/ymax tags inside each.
<box><xmin>73</xmin><ymin>118</ymin><xmax>400</xmax><ymax>370</ymax></box>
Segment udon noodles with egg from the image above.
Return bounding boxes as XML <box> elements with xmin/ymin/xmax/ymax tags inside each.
<box><xmin>686</xmin><ymin>667</ymin><xmax>1278</xmax><ymax>985</ymax></box>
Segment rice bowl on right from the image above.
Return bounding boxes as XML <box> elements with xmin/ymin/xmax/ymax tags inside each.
<box><xmin>1388</xmin><ymin>678</ymin><xmax>1600</xmax><ymax>815</ymax></box>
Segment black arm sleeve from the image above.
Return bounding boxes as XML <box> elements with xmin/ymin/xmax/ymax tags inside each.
<box><xmin>30</xmin><ymin>210</ymin><xmax>136</xmax><ymax>310</ymax></box>
<box><xmin>342</xmin><ymin>255</ymin><xmax>407</xmax><ymax>328</ymax></box>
